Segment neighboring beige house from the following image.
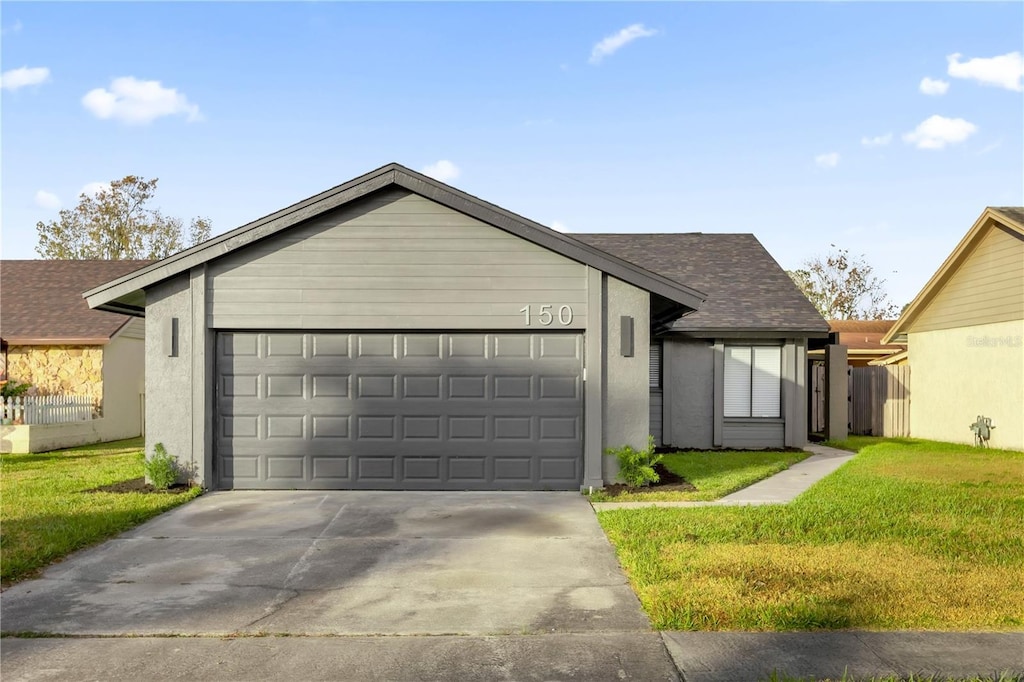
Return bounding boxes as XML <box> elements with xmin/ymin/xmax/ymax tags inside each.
<box><xmin>1</xmin><ymin>260</ymin><xmax>151</xmax><ymax>453</ymax></box>
<box><xmin>883</xmin><ymin>207</ymin><xmax>1024</xmax><ymax>451</ymax></box>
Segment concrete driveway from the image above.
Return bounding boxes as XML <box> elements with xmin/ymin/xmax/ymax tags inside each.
<box><xmin>0</xmin><ymin>491</ymin><xmax>650</xmax><ymax>637</ymax></box>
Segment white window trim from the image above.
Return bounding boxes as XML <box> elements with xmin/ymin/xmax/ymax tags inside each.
<box><xmin>724</xmin><ymin>345</ymin><xmax>781</xmax><ymax>418</ymax></box>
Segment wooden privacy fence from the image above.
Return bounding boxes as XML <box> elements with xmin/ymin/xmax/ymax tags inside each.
<box><xmin>810</xmin><ymin>363</ymin><xmax>911</xmax><ymax>437</ymax></box>
<box><xmin>1</xmin><ymin>395</ymin><xmax>97</xmax><ymax>425</ymax></box>
<box><xmin>849</xmin><ymin>365</ymin><xmax>911</xmax><ymax>437</ymax></box>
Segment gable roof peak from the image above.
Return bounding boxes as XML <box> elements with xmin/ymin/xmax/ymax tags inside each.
<box><xmin>84</xmin><ymin>164</ymin><xmax>706</xmax><ymax>315</ymax></box>
<box><xmin>883</xmin><ymin>206</ymin><xmax>1024</xmax><ymax>343</ymax></box>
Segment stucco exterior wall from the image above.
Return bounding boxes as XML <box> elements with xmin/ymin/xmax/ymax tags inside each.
<box><xmin>100</xmin><ymin>332</ymin><xmax>145</xmax><ymax>442</ymax></box>
<box><xmin>602</xmin><ymin>276</ymin><xmax>650</xmax><ymax>483</ymax></box>
<box><xmin>909</xmin><ymin>319</ymin><xmax>1024</xmax><ymax>450</ymax></box>
<box><xmin>665</xmin><ymin>338</ymin><xmax>715</xmax><ymax>449</ymax></box>
<box><xmin>5</xmin><ymin>346</ymin><xmax>103</xmax><ymax>398</ymax></box>
<box><xmin>783</xmin><ymin>339</ymin><xmax>808</xmax><ymax>448</ymax></box>
<box><xmin>665</xmin><ymin>337</ymin><xmax>806</xmax><ymax>450</ymax></box>
<box><xmin>144</xmin><ymin>275</ymin><xmax>197</xmax><ymax>479</ymax></box>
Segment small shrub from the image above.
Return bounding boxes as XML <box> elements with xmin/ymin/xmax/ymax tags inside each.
<box><xmin>1</xmin><ymin>380</ymin><xmax>32</xmax><ymax>399</ymax></box>
<box><xmin>607</xmin><ymin>435</ymin><xmax>662</xmax><ymax>487</ymax></box>
<box><xmin>144</xmin><ymin>443</ymin><xmax>178</xmax><ymax>490</ymax></box>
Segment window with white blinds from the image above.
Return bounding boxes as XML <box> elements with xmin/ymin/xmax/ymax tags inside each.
<box><xmin>649</xmin><ymin>342</ymin><xmax>662</xmax><ymax>388</ymax></box>
<box><xmin>724</xmin><ymin>345</ymin><xmax>781</xmax><ymax>418</ymax></box>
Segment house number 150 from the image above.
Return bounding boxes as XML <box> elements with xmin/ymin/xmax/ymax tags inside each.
<box><xmin>519</xmin><ymin>304</ymin><xmax>573</xmax><ymax>326</ymax></box>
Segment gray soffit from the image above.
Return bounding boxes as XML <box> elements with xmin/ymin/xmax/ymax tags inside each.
<box><xmin>84</xmin><ymin>163</ymin><xmax>706</xmax><ymax>315</ymax></box>
<box><xmin>574</xmin><ymin>233</ymin><xmax>829</xmax><ymax>336</ymax></box>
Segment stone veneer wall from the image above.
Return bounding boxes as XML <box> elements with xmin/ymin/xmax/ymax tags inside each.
<box><xmin>5</xmin><ymin>346</ymin><xmax>104</xmax><ymax>399</ymax></box>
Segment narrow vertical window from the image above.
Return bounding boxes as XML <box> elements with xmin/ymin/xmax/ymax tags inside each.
<box><xmin>649</xmin><ymin>342</ymin><xmax>662</xmax><ymax>389</ymax></box>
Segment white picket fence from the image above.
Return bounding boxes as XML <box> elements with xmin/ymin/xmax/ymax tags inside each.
<box><xmin>1</xmin><ymin>395</ymin><xmax>98</xmax><ymax>425</ymax></box>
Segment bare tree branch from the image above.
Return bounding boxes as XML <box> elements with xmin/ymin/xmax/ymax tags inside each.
<box><xmin>788</xmin><ymin>247</ymin><xmax>900</xmax><ymax>320</ymax></box>
<box><xmin>35</xmin><ymin>176</ymin><xmax>211</xmax><ymax>260</ymax></box>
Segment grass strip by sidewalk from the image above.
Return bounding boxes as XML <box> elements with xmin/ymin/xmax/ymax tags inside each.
<box><xmin>588</xmin><ymin>449</ymin><xmax>809</xmax><ymax>502</ymax></box>
<box><xmin>599</xmin><ymin>438</ymin><xmax>1024</xmax><ymax>630</ymax></box>
<box><xmin>1</xmin><ymin>438</ymin><xmax>201</xmax><ymax>585</ymax></box>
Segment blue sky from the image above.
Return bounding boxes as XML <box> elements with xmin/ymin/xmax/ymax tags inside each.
<box><xmin>3</xmin><ymin>2</ymin><xmax>1022</xmax><ymax>306</ymax></box>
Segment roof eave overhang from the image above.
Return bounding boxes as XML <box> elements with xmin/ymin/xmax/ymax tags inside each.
<box><xmin>2</xmin><ymin>337</ymin><xmax>111</xmax><ymax>346</ymax></box>
<box><xmin>95</xmin><ymin>301</ymin><xmax>146</xmax><ymax>317</ymax></box>
<box><xmin>663</xmin><ymin>328</ymin><xmax>831</xmax><ymax>340</ymax></box>
<box><xmin>84</xmin><ymin>163</ymin><xmax>707</xmax><ymax>314</ymax></box>
<box><xmin>882</xmin><ymin>207</ymin><xmax>1024</xmax><ymax>344</ymax></box>
<box><xmin>807</xmin><ymin>348</ymin><xmax>900</xmax><ymax>356</ymax></box>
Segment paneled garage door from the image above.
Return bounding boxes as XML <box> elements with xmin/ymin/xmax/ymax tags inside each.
<box><xmin>215</xmin><ymin>332</ymin><xmax>584</xmax><ymax>490</ymax></box>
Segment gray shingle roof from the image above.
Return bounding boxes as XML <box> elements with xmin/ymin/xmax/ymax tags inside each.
<box><xmin>1</xmin><ymin>260</ymin><xmax>153</xmax><ymax>343</ymax></box>
<box><xmin>574</xmin><ymin>233</ymin><xmax>828</xmax><ymax>335</ymax></box>
<box><xmin>993</xmin><ymin>206</ymin><xmax>1024</xmax><ymax>226</ymax></box>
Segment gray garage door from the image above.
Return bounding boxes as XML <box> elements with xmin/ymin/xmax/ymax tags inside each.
<box><xmin>215</xmin><ymin>332</ymin><xmax>583</xmax><ymax>490</ymax></box>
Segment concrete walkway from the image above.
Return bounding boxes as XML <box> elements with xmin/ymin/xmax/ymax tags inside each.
<box><xmin>591</xmin><ymin>443</ymin><xmax>855</xmax><ymax>511</ymax></box>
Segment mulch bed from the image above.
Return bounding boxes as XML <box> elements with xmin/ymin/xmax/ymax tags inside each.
<box><xmin>601</xmin><ymin>462</ymin><xmax>698</xmax><ymax>498</ymax></box>
<box><xmin>87</xmin><ymin>477</ymin><xmax>193</xmax><ymax>495</ymax></box>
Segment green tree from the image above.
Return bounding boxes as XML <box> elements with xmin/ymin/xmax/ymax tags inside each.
<box><xmin>788</xmin><ymin>247</ymin><xmax>899</xmax><ymax>320</ymax></box>
<box><xmin>35</xmin><ymin>176</ymin><xmax>211</xmax><ymax>260</ymax></box>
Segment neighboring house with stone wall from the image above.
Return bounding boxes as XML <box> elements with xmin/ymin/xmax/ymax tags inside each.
<box><xmin>1</xmin><ymin>260</ymin><xmax>151</xmax><ymax>452</ymax></box>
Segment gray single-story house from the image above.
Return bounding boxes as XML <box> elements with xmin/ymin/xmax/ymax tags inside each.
<box><xmin>85</xmin><ymin>163</ymin><xmax>828</xmax><ymax>491</ymax></box>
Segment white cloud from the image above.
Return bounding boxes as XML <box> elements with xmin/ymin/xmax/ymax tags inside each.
<box><xmin>550</xmin><ymin>220</ymin><xmax>568</xmax><ymax>232</ymax></box>
<box><xmin>861</xmin><ymin>133</ymin><xmax>892</xmax><ymax>147</ymax></box>
<box><xmin>947</xmin><ymin>51</ymin><xmax>1023</xmax><ymax>92</ymax></box>
<box><xmin>1</xmin><ymin>66</ymin><xmax>51</xmax><ymax>91</ymax></box>
<box><xmin>589</xmin><ymin>23</ymin><xmax>658</xmax><ymax>65</ymax></box>
<box><xmin>82</xmin><ymin>76</ymin><xmax>201</xmax><ymax>125</ymax></box>
<box><xmin>918</xmin><ymin>77</ymin><xmax>949</xmax><ymax>95</ymax></box>
<box><xmin>815</xmin><ymin>152</ymin><xmax>840</xmax><ymax>169</ymax></box>
<box><xmin>34</xmin><ymin>190</ymin><xmax>61</xmax><ymax>210</ymax></box>
<box><xmin>79</xmin><ymin>181</ymin><xmax>111</xmax><ymax>198</ymax></box>
<box><xmin>420</xmin><ymin>160</ymin><xmax>460</xmax><ymax>183</ymax></box>
<box><xmin>902</xmin><ymin>115</ymin><xmax>978</xmax><ymax>150</ymax></box>
<box><xmin>2</xmin><ymin>20</ymin><xmax>23</xmax><ymax>35</ymax></box>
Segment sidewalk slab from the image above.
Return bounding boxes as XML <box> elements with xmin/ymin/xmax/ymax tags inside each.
<box><xmin>592</xmin><ymin>445</ymin><xmax>855</xmax><ymax>512</ymax></box>
<box><xmin>0</xmin><ymin>634</ymin><xmax>681</xmax><ymax>682</ymax></box>
<box><xmin>661</xmin><ymin>631</ymin><xmax>1024</xmax><ymax>681</ymax></box>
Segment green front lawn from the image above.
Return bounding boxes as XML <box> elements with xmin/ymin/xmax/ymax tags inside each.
<box><xmin>598</xmin><ymin>438</ymin><xmax>1024</xmax><ymax>630</ymax></box>
<box><xmin>821</xmin><ymin>435</ymin><xmax>890</xmax><ymax>452</ymax></box>
<box><xmin>0</xmin><ymin>438</ymin><xmax>201</xmax><ymax>585</ymax></box>
<box><xmin>588</xmin><ymin>449</ymin><xmax>809</xmax><ymax>502</ymax></box>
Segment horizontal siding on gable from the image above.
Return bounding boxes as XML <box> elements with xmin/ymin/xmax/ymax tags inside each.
<box><xmin>207</xmin><ymin>189</ymin><xmax>588</xmax><ymax>330</ymax></box>
<box><xmin>912</xmin><ymin>225</ymin><xmax>1024</xmax><ymax>333</ymax></box>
